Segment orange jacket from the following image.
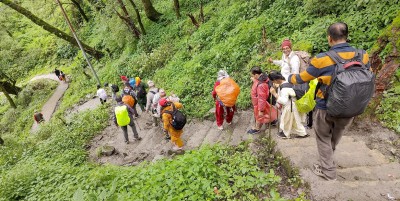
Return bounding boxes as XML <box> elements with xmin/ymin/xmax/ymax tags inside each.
<box><xmin>161</xmin><ymin>102</ymin><xmax>183</xmax><ymax>135</ymax></box>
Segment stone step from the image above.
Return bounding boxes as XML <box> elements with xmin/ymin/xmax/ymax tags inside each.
<box><xmin>300</xmin><ymin>169</ymin><xmax>400</xmax><ymax>201</ymax></box>
<box><xmin>229</xmin><ymin>111</ymin><xmax>254</xmax><ymax>145</ymax></box>
<box><xmin>336</xmin><ymin>162</ymin><xmax>400</xmax><ymax>182</ymax></box>
<box><xmin>185</xmin><ymin>120</ymin><xmax>212</xmax><ymax>149</ymax></box>
<box><xmin>274</xmin><ymin>135</ymin><xmax>356</xmax><ymax>149</ymax></box>
<box><xmin>280</xmin><ymin>143</ymin><xmax>389</xmax><ymax>169</ymax></box>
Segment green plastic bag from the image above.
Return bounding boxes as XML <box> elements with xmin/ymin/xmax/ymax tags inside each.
<box><xmin>295</xmin><ymin>79</ymin><xmax>318</xmax><ymax>113</ymax></box>
<box><xmin>115</xmin><ymin>105</ymin><xmax>131</xmax><ymax>126</ymax></box>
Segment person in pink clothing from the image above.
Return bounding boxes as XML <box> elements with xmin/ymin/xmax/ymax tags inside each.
<box><xmin>247</xmin><ymin>66</ymin><xmax>278</xmax><ymax>134</ymax></box>
<box><xmin>211</xmin><ymin>70</ymin><xmax>236</xmax><ymax>130</ymax></box>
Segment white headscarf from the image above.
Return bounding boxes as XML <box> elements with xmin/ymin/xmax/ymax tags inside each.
<box><xmin>217</xmin><ymin>70</ymin><xmax>229</xmax><ymax>81</ymax></box>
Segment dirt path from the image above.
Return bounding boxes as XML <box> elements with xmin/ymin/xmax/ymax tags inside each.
<box><xmin>30</xmin><ymin>74</ymin><xmax>69</xmax><ymax>132</ymax></box>
<box><xmin>88</xmin><ymin>109</ymin><xmax>257</xmax><ymax>165</ymax></box>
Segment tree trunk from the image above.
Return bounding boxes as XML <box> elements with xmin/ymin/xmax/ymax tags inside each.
<box><xmin>199</xmin><ymin>3</ymin><xmax>204</xmax><ymax>23</ymax></box>
<box><xmin>187</xmin><ymin>13</ymin><xmax>199</xmax><ymax>28</ymax></box>
<box><xmin>0</xmin><ymin>82</ymin><xmax>17</xmax><ymax>109</ymax></box>
<box><xmin>127</xmin><ymin>0</ymin><xmax>146</xmax><ymax>35</ymax></box>
<box><xmin>141</xmin><ymin>0</ymin><xmax>162</xmax><ymax>22</ymax></box>
<box><xmin>173</xmin><ymin>0</ymin><xmax>181</xmax><ymax>18</ymax></box>
<box><xmin>0</xmin><ymin>0</ymin><xmax>104</xmax><ymax>59</ymax></box>
<box><xmin>115</xmin><ymin>0</ymin><xmax>141</xmax><ymax>38</ymax></box>
<box><xmin>71</xmin><ymin>0</ymin><xmax>89</xmax><ymax>22</ymax></box>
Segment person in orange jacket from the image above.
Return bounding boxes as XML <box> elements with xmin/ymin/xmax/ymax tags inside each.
<box><xmin>159</xmin><ymin>98</ymin><xmax>184</xmax><ymax>151</ymax></box>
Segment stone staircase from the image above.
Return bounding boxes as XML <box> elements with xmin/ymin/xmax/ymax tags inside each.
<box><xmin>271</xmin><ymin>131</ymin><xmax>400</xmax><ymax>201</ymax></box>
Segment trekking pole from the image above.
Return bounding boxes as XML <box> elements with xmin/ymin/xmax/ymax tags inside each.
<box><xmin>134</xmin><ymin>118</ymin><xmax>142</xmax><ymax>131</ymax></box>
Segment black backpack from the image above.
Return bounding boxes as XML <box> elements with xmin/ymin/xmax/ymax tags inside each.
<box><xmin>111</xmin><ymin>84</ymin><xmax>119</xmax><ymax>93</ymax></box>
<box><xmin>136</xmin><ymin>84</ymin><xmax>146</xmax><ymax>98</ymax></box>
<box><xmin>163</xmin><ymin>103</ymin><xmax>186</xmax><ymax>130</ymax></box>
<box><xmin>324</xmin><ymin>49</ymin><xmax>375</xmax><ymax>118</ymax></box>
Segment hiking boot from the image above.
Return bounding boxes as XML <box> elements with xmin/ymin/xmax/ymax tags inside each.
<box><xmin>296</xmin><ymin>134</ymin><xmax>310</xmax><ymax>138</ymax></box>
<box><xmin>247</xmin><ymin>129</ymin><xmax>260</xmax><ymax>134</ymax></box>
<box><xmin>165</xmin><ymin>135</ymin><xmax>171</xmax><ymax>141</ymax></box>
<box><xmin>217</xmin><ymin>126</ymin><xmax>223</xmax><ymax>130</ymax></box>
<box><xmin>312</xmin><ymin>164</ymin><xmax>337</xmax><ymax>181</ymax></box>
<box><xmin>277</xmin><ymin>131</ymin><xmax>290</xmax><ymax>139</ymax></box>
<box><xmin>227</xmin><ymin>122</ymin><xmax>232</xmax><ymax>125</ymax></box>
<box><xmin>124</xmin><ymin>140</ymin><xmax>129</xmax><ymax>144</ymax></box>
<box><xmin>134</xmin><ymin>137</ymin><xmax>142</xmax><ymax>141</ymax></box>
<box><xmin>270</xmin><ymin>120</ymin><xmax>278</xmax><ymax>126</ymax></box>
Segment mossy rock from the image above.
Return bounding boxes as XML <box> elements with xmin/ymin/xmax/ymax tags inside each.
<box><xmin>101</xmin><ymin>145</ymin><xmax>115</xmax><ymax>156</ymax></box>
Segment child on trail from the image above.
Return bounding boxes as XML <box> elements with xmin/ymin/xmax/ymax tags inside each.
<box><xmin>110</xmin><ymin>83</ymin><xmax>119</xmax><ymax>100</ymax></box>
<box><xmin>247</xmin><ymin>67</ymin><xmax>278</xmax><ymax>134</ymax></box>
<box><xmin>96</xmin><ymin>84</ymin><xmax>108</xmax><ymax>104</ymax></box>
<box><xmin>159</xmin><ymin>98</ymin><xmax>185</xmax><ymax>151</ymax></box>
<box><xmin>268</xmin><ymin>39</ymin><xmax>300</xmax><ymax>81</ymax></box>
<box><xmin>211</xmin><ymin>70</ymin><xmax>237</xmax><ymax>130</ymax></box>
<box><xmin>113</xmin><ymin>95</ymin><xmax>142</xmax><ymax>144</ymax></box>
<box><xmin>268</xmin><ymin>71</ymin><xmax>308</xmax><ymax>139</ymax></box>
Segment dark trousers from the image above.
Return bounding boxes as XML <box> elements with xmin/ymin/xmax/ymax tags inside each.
<box><xmin>314</xmin><ymin>109</ymin><xmax>353</xmax><ymax>179</ymax></box>
<box><xmin>307</xmin><ymin>110</ymin><xmax>313</xmax><ymax>127</ymax></box>
<box><xmin>120</xmin><ymin>121</ymin><xmax>139</xmax><ymax>142</ymax></box>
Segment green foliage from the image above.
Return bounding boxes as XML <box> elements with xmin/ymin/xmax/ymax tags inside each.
<box><xmin>376</xmin><ymin>69</ymin><xmax>400</xmax><ymax>133</ymax></box>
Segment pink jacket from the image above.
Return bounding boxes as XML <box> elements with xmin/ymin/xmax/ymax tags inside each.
<box><xmin>251</xmin><ymin>78</ymin><xmax>270</xmax><ymax>112</ymax></box>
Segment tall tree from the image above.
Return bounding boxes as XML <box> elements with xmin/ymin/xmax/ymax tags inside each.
<box><xmin>141</xmin><ymin>0</ymin><xmax>162</xmax><ymax>22</ymax></box>
<box><xmin>173</xmin><ymin>0</ymin><xmax>181</xmax><ymax>18</ymax></box>
<box><xmin>114</xmin><ymin>0</ymin><xmax>141</xmax><ymax>38</ymax></box>
<box><xmin>127</xmin><ymin>0</ymin><xmax>146</xmax><ymax>35</ymax></box>
<box><xmin>71</xmin><ymin>0</ymin><xmax>89</xmax><ymax>22</ymax></box>
<box><xmin>0</xmin><ymin>0</ymin><xmax>104</xmax><ymax>59</ymax></box>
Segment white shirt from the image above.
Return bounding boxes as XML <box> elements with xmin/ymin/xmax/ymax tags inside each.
<box><xmin>97</xmin><ymin>88</ymin><xmax>107</xmax><ymax>100</ymax></box>
<box><xmin>272</xmin><ymin>51</ymin><xmax>300</xmax><ymax>81</ymax></box>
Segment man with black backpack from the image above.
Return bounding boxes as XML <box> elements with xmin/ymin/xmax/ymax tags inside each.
<box><xmin>288</xmin><ymin>22</ymin><xmax>374</xmax><ymax>181</ymax></box>
<box><xmin>159</xmin><ymin>98</ymin><xmax>186</xmax><ymax>152</ymax></box>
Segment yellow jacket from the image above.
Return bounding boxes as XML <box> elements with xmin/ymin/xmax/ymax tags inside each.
<box><xmin>161</xmin><ymin>102</ymin><xmax>183</xmax><ymax>135</ymax></box>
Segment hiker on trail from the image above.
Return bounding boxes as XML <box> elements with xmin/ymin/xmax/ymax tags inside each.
<box><xmin>145</xmin><ymin>80</ymin><xmax>159</xmax><ymax>126</ymax></box>
<box><xmin>54</xmin><ymin>68</ymin><xmax>61</xmax><ymax>78</ymax></box>
<box><xmin>287</xmin><ymin>22</ymin><xmax>372</xmax><ymax>181</ymax></box>
<box><xmin>247</xmin><ymin>67</ymin><xmax>278</xmax><ymax>134</ymax></box>
<box><xmin>122</xmin><ymin>82</ymin><xmax>139</xmax><ymax>117</ymax></box>
<box><xmin>133</xmin><ymin>77</ymin><xmax>147</xmax><ymax>112</ymax></box>
<box><xmin>113</xmin><ymin>95</ymin><xmax>142</xmax><ymax>144</ymax></box>
<box><xmin>33</xmin><ymin>111</ymin><xmax>44</xmax><ymax>124</ymax></box>
<box><xmin>211</xmin><ymin>70</ymin><xmax>239</xmax><ymax>130</ymax></box>
<box><xmin>268</xmin><ymin>39</ymin><xmax>300</xmax><ymax>81</ymax></box>
<box><xmin>152</xmin><ymin>88</ymin><xmax>167</xmax><ymax>118</ymax></box>
<box><xmin>159</xmin><ymin>98</ymin><xmax>185</xmax><ymax>151</ymax></box>
<box><xmin>109</xmin><ymin>83</ymin><xmax>119</xmax><ymax>100</ymax></box>
<box><xmin>96</xmin><ymin>85</ymin><xmax>108</xmax><ymax>104</ymax></box>
<box><xmin>269</xmin><ymin>71</ymin><xmax>308</xmax><ymax>139</ymax></box>
<box><xmin>55</xmin><ymin>68</ymin><xmax>66</xmax><ymax>81</ymax></box>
